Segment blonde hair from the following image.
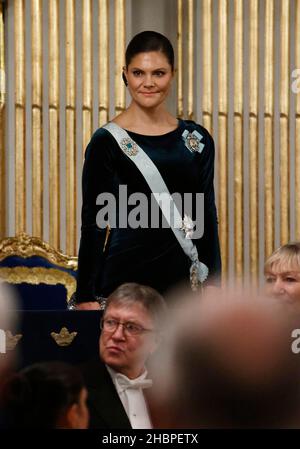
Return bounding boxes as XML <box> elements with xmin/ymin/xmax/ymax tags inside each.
<box><xmin>264</xmin><ymin>242</ymin><xmax>300</xmax><ymax>273</ymax></box>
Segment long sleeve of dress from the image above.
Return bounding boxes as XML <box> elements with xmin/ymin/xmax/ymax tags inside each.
<box><xmin>76</xmin><ymin>129</ymin><xmax>115</xmax><ymax>303</ymax></box>
<box><xmin>193</xmin><ymin>128</ymin><xmax>222</xmax><ymax>283</ymax></box>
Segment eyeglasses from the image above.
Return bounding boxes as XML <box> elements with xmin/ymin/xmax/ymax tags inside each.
<box><xmin>100</xmin><ymin>318</ymin><xmax>154</xmax><ymax>336</ymax></box>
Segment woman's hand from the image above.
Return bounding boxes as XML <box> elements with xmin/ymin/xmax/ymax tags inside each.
<box><xmin>75</xmin><ymin>301</ymin><xmax>101</xmax><ymax>310</ymax></box>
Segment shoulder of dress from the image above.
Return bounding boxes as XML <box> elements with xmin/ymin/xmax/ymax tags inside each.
<box><xmin>87</xmin><ymin>126</ymin><xmax>121</xmax><ymax>151</ymax></box>
<box><xmin>181</xmin><ymin>119</ymin><xmax>212</xmax><ymax>138</ymax></box>
<box><xmin>180</xmin><ymin>120</ymin><xmax>214</xmax><ymax>155</ymax></box>
<box><xmin>91</xmin><ymin>126</ymin><xmax>114</xmax><ymax>141</ymax></box>
<box><xmin>84</xmin><ymin>127</ymin><xmax>119</xmax><ymax>161</ymax></box>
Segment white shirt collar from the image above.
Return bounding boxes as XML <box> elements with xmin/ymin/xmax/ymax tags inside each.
<box><xmin>106</xmin><ymin>365</ymin><xmax>152</xmax><ymax>429</ymax></box>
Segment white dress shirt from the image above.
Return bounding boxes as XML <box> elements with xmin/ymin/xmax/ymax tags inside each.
<box><xmin>107</xmin><ymin>366</ymin><xmax>152</xmax><ymax>429</ymax></box>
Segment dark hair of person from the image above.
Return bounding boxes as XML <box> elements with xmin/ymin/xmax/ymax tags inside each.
<box><xmin>105</xmin><ymin>282</ymin><xmax>167</xmax><ymax>330</ymax></box>
<box><xmin>125</xmin><ymin>30</ymin><xmax>175</xmax><ymax>71</ymax></box>
<box><xmin>1</xmin><ymin>361</ymin><xmax>85</xmax><ymax>429</ymax></box>
<box><xmin>122</xmin><ymin>72</ymin><xmax>128</xmax><ymax>86</ymax></box>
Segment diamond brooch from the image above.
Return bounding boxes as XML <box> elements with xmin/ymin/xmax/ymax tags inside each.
<box><xmin>182</xmin><ymin>130</ymin><xmax>205</xmax><ymax>154</ymax></box>
<box><xmin>120</xmin><ymin>137</ymin><xmax>138</xmax><ymax>156</ymax></box>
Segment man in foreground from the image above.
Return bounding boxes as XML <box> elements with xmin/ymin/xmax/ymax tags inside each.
<box><xmin>81</xmin><ymin>282</ymin><xmax>166</xmax><ymax>429</ymax></box>
<box><xmin>149</xmin><ymin>288</ymin><xmax>300</xmax><ymax>428</ymax></box>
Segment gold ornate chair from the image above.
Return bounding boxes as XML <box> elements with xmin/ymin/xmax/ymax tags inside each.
<box><xmin>0</xmin><ymin>233</ymin><xmax>77</xmax><ymax>310</ymax></box>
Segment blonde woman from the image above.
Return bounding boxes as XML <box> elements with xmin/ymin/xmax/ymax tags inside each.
<box><xmin>264</xmin><ymin>242</ymin><xmax>300</xmax><ymax>305</ymax></box>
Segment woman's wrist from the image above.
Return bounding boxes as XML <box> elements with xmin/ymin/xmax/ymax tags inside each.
<box><xmin>67</xmin><ymin>293</ymin><xmax>107</xmax><ymax>310</ymax></box>
<box><xmin>75</xmin><ymin>301</ymin><xmax>102</xmax><ymax>310</ymax></box>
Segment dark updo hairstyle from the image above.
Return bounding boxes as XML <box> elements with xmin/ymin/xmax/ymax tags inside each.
<box><xmin>122</xmin><ymin>30</ymin><xmax>175</xmax><ymax>86</ymax></box>
<box><xmin>1</xmin><ymin>361</ymin><xmax>85</xmax><ymax>429</ymax></box>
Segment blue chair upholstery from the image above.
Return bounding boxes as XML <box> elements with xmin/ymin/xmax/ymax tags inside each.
<box><xmin>0</xmin><ymin>233</ymin><xmax>77</xmax><ymax>310</ymax></box>
<box><xmin>12</xmin><ymin>310</ymin><xmax>102</xmax><ymax>368</ymax></box>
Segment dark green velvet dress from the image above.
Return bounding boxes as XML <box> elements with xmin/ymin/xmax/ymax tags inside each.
<box><xmin>75</xmin><ymin>119</ymin><xmax>221</xmax><ymax>303</ymax></box>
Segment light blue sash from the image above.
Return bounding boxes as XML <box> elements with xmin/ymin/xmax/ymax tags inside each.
<box><xmin>103</xmin><ymin>122</ymin><xmax>209</xmax><ymax>288</ymax></box>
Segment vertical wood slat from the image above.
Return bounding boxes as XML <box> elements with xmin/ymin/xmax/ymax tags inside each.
<box><xmin>280</xmin><ymin>0</ymin><xmax>290</xmax><ymax>245</ymax></box>
<box><xmin>187</xmin><ymin>0</ymin><xmax>194</xmax><ymax>119</ymax></box>
<box><xmin>202</xmin><ymin>0</ymin><xmax>213</xmax><ymax>134</ymax></box>
<box><xmin>14</xmin><ymin>0</ymin><xmax>26</xmax><ymax>234</ymax></box>
<box><xmin>114</xmin><ymin>0</ymin><xmax>125</xmax><ymax>115</ymax></box>
<box><xmin>218</xmin><ymin>0</ymin><xmax>228</xmax><ymax>277</ymax></box>
<box><xmin>98</xmin><ymin>0</ymin><xmax>109</xmax><ymax>127</ymax></box>
<box><xmin>82</xmin><ymin>0</ymin><xmax>93</xmax><ymax>150</ymax></box>
<box><xmin>233</xmin><ymin>0</ymin><xmax>243</xmax><ymax>278</ymax></box>
<box><xmin>264</xmin><ymin>0</ymin><xmax>274</xmax><ymax>259</ymax></box>
<box><xmin>296</xmin><ymin>0</ymin><xmax>300</xmax><ymax>240</ymax></box>
<box><xmin>177</xmin><ymin>0</ymin><xmax>183</xmax><ymax>118</ymax></box>
<box><xmin>31</xmin><ymin>0</ymin><xmax>43</xmax><ymax>238</ymax></box>
<box><xmin>65</xmin><ymin>0</ymin><xmax>76</xmax><ymax>255</ymax></box>
<box><xmin>249</xmin><ymin>0</ymin><xmax>259</xmax><ymax>279</ymax></box>
<box><xmin>0</xmin><ymin>2</ymin><xmax>5</xmax><ymax>238</ymax></box>
<box><xmin>48</xmin><ymin>0</ymin><xmax>60</xmax><ymax>248</ymax></box>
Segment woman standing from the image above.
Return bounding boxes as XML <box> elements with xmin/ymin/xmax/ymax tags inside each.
<box><xmin>73</xmin><ymin>31</ymin><xmax>221</xmax><ymax>310</ymax></box>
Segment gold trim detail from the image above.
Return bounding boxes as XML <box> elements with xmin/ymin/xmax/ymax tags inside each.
<box><xmin>48</xmin><ymin>0</ymin><xmax>60</xmax><ymax>249</ymax></box>
<box><xmin>51</xmin><ymin>327</ymin><xmax>77</xmax><ymax>347</ymax></box>
<box><xmin>15</xmin><ymin>0</ymin><xmax>26</xmax><ymax>233</ymax></box>
<box><xmin>218</xmin><ymin>0</ymin><xmax>228</xmax><ymax>278</ymax></box>
<box><xmin>65</xmin><ymin>0</ymin><xmax>77</xmax><ymax>256</ymax></box>
<box><xmin>5</xmin><ymin>330</ymin><xmax>23</xmax><ymax>351</ymax></box>
<box><xmin>0</xmin><ymin>266</ymin><xmax>76</xmax><ymax>302</ymax></box>
<box><xmin>264</xmin><ymin>0</ymin><xmax>274</xmax><ymax>258</ymax></box>
<box><xmin>279</xmin><ymin>0</ymin><xmax>290</xmax><ymax>244</ymax></box>
<box><xmin>31</xmin><ymin>0</ymin><xmax>43</xmax><ymax>238</ymax></box>
<box><xmin>114</xmin><ymin>0</ymin><xmax>126</xmax><ymax>114</ymax></box>
<box><xmin>177</xmin><ymin>0</ymin><xmax>183</xmax><ymax>118</ymax></box>
<box><xmin>0</xmin><ymin>232</ymin><xmax>77</xmax><ymax>270</ymax></box>
<box><xmin>98</xmin><ymin>0</ymin><xmax>109</xmax><ymax>126</ymax></box>
<box><xmin>202</xmin><ymin>0</ymin><xmax>213</xmax><ymax>133</ymax></box>
<box><xmin>82</xmin><ymin>0</ymin><xmax>93</xmax><ymax>151</ymax></box>
<box><xmin>187</xmin><ymin>0</ymin><xmax>194</xmax><ymax>120</ymax></box>
<box><xmin>249</xmin><ymin>0</ymin><xmax>259</xmax><ymax>281</ymax></box>
<box><xmin>234</xmin><ymin>0</ymin><xmax>243</xmax><ymax>278</ymax></box>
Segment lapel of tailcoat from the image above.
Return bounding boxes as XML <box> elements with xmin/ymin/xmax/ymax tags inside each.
<box><xmin>81</xmin><ymin>358</ymin><xmax>132</xmax><ymax>429</ymax></box>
